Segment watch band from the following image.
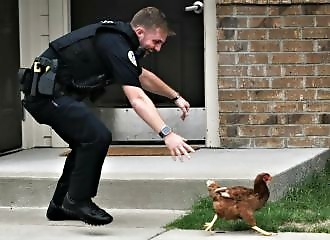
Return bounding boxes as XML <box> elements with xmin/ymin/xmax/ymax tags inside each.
<box><xmin>171</xmin><ymin>95</ymin><xmax>180</xmax><ymax>102</ymax></box>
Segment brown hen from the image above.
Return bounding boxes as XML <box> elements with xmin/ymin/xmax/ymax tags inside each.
<box><xmin>204</xmin><ymin>173</ymin><xmax>272</xmax><ymax>236</ymax></box>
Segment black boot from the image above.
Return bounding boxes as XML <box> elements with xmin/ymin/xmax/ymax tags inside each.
<box><xmin>46</xmin><ymin>200</ymin><xmax>80</xmax><ymax>221</ymax></box>
<box><xmin>62</xmin><ymin>193</ymin><xmax>113</xmax><ymax>226</ymax></box>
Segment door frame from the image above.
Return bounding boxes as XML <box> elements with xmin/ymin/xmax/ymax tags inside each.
<box><xmin>22</xmin><ymin>0</ymin><xmax>220</xmax><ymax>148</ymax></box>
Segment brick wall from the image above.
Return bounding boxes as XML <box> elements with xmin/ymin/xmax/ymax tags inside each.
<box><xmin>217</xmin><ymin>3</ymin><xmax>330</xmax><ymax>148</ymax></box>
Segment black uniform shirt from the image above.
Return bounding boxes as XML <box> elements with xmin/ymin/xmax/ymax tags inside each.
<box><xmin>94</xmin><ymin>24</ymin><xmax>143</xmax><ymax>88</ymax></box>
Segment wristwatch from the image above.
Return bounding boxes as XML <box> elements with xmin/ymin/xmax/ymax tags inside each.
<box><xmin>158</xmin><ymin>125</ymin><xmax>172</xmax><ymax>138</ymax></box>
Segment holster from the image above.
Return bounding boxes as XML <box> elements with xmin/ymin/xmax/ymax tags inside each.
<box><xmin>18</xmin><ymin>68</ymin><xmax>33</xmax><ymax>94</ymax></box>
<box><xmin>25</xmin><ymin>57</ymin><xmax>58</xmax><ymax>96</ymax></box>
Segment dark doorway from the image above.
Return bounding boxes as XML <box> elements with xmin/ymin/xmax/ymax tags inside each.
<box><xmin>0</xmin><ymin>0</ymin><xmax>22</xmax><ymax>153</ymax></box>
<box><xmin>71</xmin><ymin>0</ymin><xmax>204</xmax><ymax>108</ymax></box>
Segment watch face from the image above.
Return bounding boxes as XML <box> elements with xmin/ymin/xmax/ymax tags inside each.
<box><xmin>162</xmin><ymin>126</ymin><xmax>171</xmax><ymax>136</ymax></box>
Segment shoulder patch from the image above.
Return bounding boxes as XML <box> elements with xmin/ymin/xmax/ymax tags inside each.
<box><xmin>127</xmin><ymin>50</ymin><xmax>137</xmax><ymax>67</ymax></box>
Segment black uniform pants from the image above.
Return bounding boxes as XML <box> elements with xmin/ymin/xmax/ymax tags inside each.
<box><xmin>23</xmin><ymin>95</ymin><xmax>112</xmax><ymax>203</ymax></box>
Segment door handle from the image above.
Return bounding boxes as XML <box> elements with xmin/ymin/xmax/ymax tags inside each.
<box><xmin>185</xmin><ymin>1</ymin><xmax>203</xmax><ymax>14</ymax></box>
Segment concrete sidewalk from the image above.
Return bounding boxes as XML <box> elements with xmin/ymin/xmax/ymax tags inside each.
<box><xmin>0</xmin><ymin>207</ymin><xmax>329</xmax><ymax>240</ymax></box>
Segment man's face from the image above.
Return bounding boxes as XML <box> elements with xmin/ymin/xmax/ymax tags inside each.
<box><xmin>136</xmin><ymin>27</ymin><xmax>167</xmax><ymax>56</ymax></box>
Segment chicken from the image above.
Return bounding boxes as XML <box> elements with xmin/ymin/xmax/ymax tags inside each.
<box><xmin>204</xmin><ymin>173</ymin><xmax>272</xmax><ymax>236</ymax></box>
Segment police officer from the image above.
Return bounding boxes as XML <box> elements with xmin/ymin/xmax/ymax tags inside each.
<box><xmin>22</xmin><ymin>7</ymin><xmax>195</xmax><ymax>226</ymax></box>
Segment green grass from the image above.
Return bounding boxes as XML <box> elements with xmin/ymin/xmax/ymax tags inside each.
<box><xmin>166</xmin><ymin>161</ymin><xmax>330</xmax><ymax>233</ymax></box>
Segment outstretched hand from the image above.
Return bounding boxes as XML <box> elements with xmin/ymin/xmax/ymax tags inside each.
<box><xmin>164</xmin><ymin>132</ymin><xmax>195</xmax><ymax>161</ymax></box>
<box><xmin>174</xmin><ymin>96</ymin><xmax>190</xmax><ymax>121</ymax></box>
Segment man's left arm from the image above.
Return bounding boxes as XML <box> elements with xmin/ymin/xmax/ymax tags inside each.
<box><xmin>139</xmin><ymin>68</ymin><xmax>190</xmax><ymax>120</ymax></box>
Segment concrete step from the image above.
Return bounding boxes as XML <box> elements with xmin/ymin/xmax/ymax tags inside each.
<box><xmin>0</xmin><ymin>148</ymin><xmax>328</xmax><ymax>210</ymax></box>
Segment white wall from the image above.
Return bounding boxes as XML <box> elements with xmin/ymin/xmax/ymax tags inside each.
<box><xmin>19</xmin><ymin>0</ymin><xmax>52</xmax><ymax>148</ymax></box>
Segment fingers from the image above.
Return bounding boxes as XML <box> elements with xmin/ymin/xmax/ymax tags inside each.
<box><xmin>176</xmin><ymin>98</ymin><xmax>190</xmax><ymax>121</ymax></box>
<box><xmin>171</xmin><ymin>143</ymin><xmax>194</xmax><ymax>162</ymax></box>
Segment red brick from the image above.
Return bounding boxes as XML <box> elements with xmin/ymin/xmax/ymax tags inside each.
<box><xmin>317</xmin><ymin>90</ymin><xmax>330</xmax><ymax>100</ymax></box>
<box><xmin>236</xmin><ymin>6</ymin><xmax>267</xmax><ymax>15</ymax></box>
<box><xmin>285</xmin><ymin>89</ymin><xmax>317</xmax><ymax>101</ymax></box>
<box><xmin>287</xmin><ymin>114</ymin><xmax>315</xmax><ymax>124</ymax></box>
<box><xmin>302</xmin><ymin>28</ymin><xmax>330</xmax><ymax>39</ymax></box>
<box><xmin>277</xmin><ymin>5</ymin><xmax>303</xmax><ymax>15</ymax></box>
<box><xmin>217</xmin><ymin>29</ymin><xmax>235</xmax><ymax>40</ymax></box>
<box><xmin>272</xmin><ymin>53</ymin><xmax>304</xmax><ymax>64</ymax></box>
<box><xmin>273</xmin><ymin>102</ymin><xmax>304</xmax><ymax>113</ymax></box>
<box><xmin>282</xmin><ymin>16</ymin><xmax>314</xmax><ymax>27</ymax></box>
<box><xmin>272</xmin><ymin>77</ymin><xmax>304</xmax><ymax>88</ymax></box>
<box><xmin>283</xmin><ymin>65</ymin><xmax>315</xmax><ymax>76</ymax></box>
<box><xmin>248</xmin><ymin>65</ymin><xmax>265</xmax><ymax>77</ymax></box>
<box><xmin>317</xmin><ymin>40</ymin><xmax>330</xmax><ymax>51</ymax></box>
<box><xmin>216</xmin><ymin>5</ymin><xmax>234</xmax><ymax>16</ymax></box>
<box><xmin>218</xmin><ymin>77</ymin><xmax>237</xmax><ymax>89</ymax></box>
<box><xmin>219</xmin><ymin>66</ymin><xmax>248</xmax><ymax>76</ymax></box>
<box><xmin>315</xmin><ymin>137</ymin><xmax>330</xmax><ymax>147</ymax></box>
<box><xmin>265</xmin><ymin>65</ymin><xmax>282</xmax><ymax>76</ymax></box>
<box><xmin>320</xmin><ymin>114</ymin><xmax>330</xmax><ymax>124</ymax></box>
<box><xmin>270</xmin><ymin>126</ymin><xmax>302</xmax><ymax>137</ymax></box>
<box><xmin>282</xmin><ymin>40</ymin><xmax>314</xmax><ymax>52</ymax></box>
<box><xmin>240</xmin><ymin>102</ymin><xmax>272</xmax><ymax>113</ymax></box>
<box><xmin>220</xmin><ymin>114</ymin><xmax>249</xmax><ymax>124</ymax></box>
<box><xmin>304</xmin><ymin>102</ymin><xmax>330</xmax><ymax>112</ymax></box>
<box><xmin>287</xmin><ymin>137</ymin><xmax>315</xmax><ymax>147</ymax></box>
<box><xmin>218</xmin><ymin>17</ymin><xmax>247</xmax><ymax>28</ymax></box>
<box><xmin>304</xmin><ymin>125</ymin><xmax>330</xmax><ymax>136</ymax></box>
<box><xmin>239</xmin><ymin>78</ymin><xmax>270</xmax><ymax>89</ymax></box>
<box><xmin>219</xmin><ymin>90</ymin><xmax>248</xmax><ymax>101</ymax></box>
<box><xmin>305</xmin><ymin>53</ymin><xmax>330</xmax><ymax>64</ymax></box>
<box><xmin>219</xmin><ymin>102</ymin><xmax>239</xmax><ymax>113</ymax></box>
<box><xmin>315</xmin><ymin>16</ymin><xmax>330</xmax><ymax>27</ymax></box>
<box><xmin>249</xmin><ymin>114</ymin><xmax>278</xmax><ymax>125</ymax></box>
<box><xmin>305</xmin><ymin>76</ymin><xmax>330</xmax><ymax>88</ymax></box>
<box><xmin>238</xmin><ymin>53</ymin><xmax>268</xmax><ymax>64</ymax></box>
<box><xmin>238</xmin><ymin>125</ymin><xmax>270</xmax><ymax>137</ymax></box>
<box><xmin>250</xmin><ymin>41</ymin><xmax>280</xmax><ymax>52</ymax></box>
<box><xmin>268</xmin><ymin>6</ymin><xmax>280</xmax><ymax>16</ymax></box>
<box><xmin>317</xmin><ymin>65</ymin><xmax>330</xmax><ymax>75</ymax></box>
<box><xmin>237</xmin><ymin>29</ymin><xmax>268</xmax><ymax>40</ymax></box>
<box><xmin>219</xmin><ymin>53</ymin><xmax>236</xmax><ymax>65</ymax></box>
<box><xmin>254</xmin><ymin>138</ymin><xmax>285</xmax><ymax>148</ymax></box>
<box><xmin>302</xmin><ymin>5</ymin><xmax>330</xmax><ymax>15</ymax></box>
<box><xmin>220</xmin><ymin>137</ymin><xmax>252</xmax><ymax>148</ymax></box>
<box><xmin>218</xmin><ymin>41</ymin><xmax>248</xmax><ymax>52</ymax></box>
<box><xmin>249</xmin><ymin>90</ymin><xmax>284</xmax><ymax>101</ymax></box>
<box><xmin>277</xmin><ymin>114</ymin><xmax>288</xmax><ymax>124</ymax></box>
<box><xmin>248</xmin><ymin>17</ymin><xmax>282</xmax><ymax>28</ymax></box>
<box><xmin>269</xmin><ymin>29</ymin><xmax>300</xmax><ymax>39</ymax></box>
<box><xmin>220</xmin><ymin>126</ymin><xmax>238</xmax><ymax>137</ymax></box>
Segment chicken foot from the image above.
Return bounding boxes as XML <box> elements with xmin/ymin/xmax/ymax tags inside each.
<box><xmin>204</xmin><ymin>214</ymin><xmax>218</xmax><ymax>232</ymax></box>
<box><xmin>251</xmin><ymin>226</ymin><xmax>272</xmax><ymax>236</ymax></box>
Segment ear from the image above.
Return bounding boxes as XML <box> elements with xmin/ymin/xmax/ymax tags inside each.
<box><xmin>134</xmin><ymin>26</ymin><xmax>145</xmax><ymax>38</ymax></box>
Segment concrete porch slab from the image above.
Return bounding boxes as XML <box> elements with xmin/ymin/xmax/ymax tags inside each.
<box><xmin>0</xmin><ymin>148</ymin><xmax>328</xmax><ymax>209</ymax></box>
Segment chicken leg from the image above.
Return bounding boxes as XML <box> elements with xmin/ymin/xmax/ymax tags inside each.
<box><xmin>204</xmin><ymin>214</ymin><xmax>218</xmax><ymax>232</ymax></box>
<box><xmin>251</xmin><ymin>226</ymin><xmax>272</xmax><ymax>236</ymax></box>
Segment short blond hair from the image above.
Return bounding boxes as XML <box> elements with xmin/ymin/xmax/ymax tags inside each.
<box><xmin>131</xmin><ymin>7</ymin><xmax>175</xmax><ymax>36</ymax></box>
